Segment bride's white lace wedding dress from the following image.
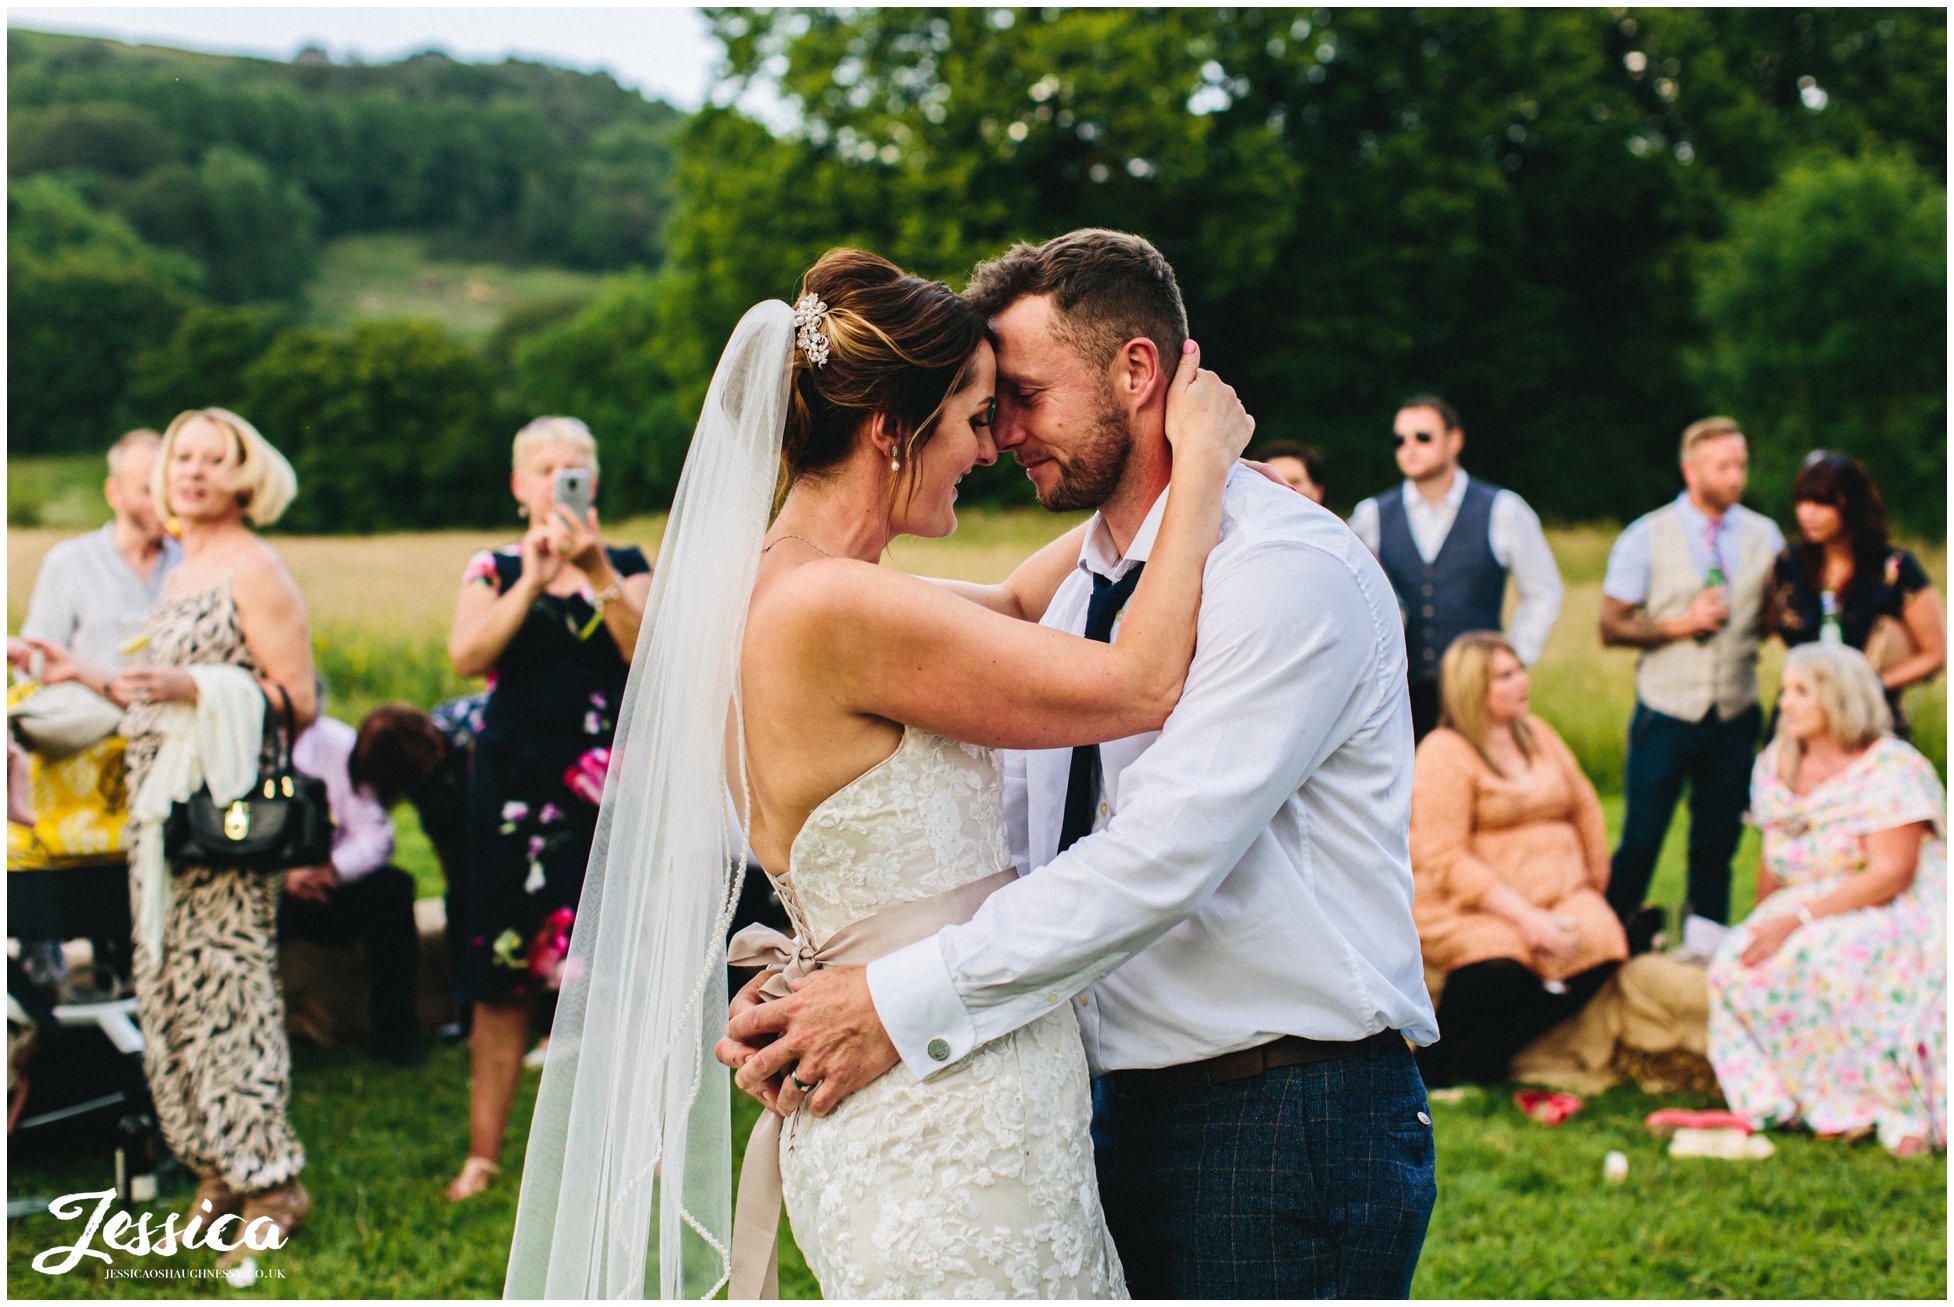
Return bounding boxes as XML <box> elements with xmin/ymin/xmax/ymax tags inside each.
<box><xmin>767</xmin><ymin>725</ymin><xmax>1127</xmax><ymax>1299</ymax></box>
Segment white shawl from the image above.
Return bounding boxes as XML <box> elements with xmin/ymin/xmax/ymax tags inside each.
<box><xmin>128</xmin><ymin>667</ymin><xmax>266</xmax><ymax>955</ymax></box>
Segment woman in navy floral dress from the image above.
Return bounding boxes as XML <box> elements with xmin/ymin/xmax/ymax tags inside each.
<box><xmin>444</xmin><ymin>417</ymin><xmax>651</xmax><ymax>1200</ymax></box>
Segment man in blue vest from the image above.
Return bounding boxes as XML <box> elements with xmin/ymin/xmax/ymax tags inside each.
<box><xmin>1351</xmin><ymin>395</ymin><xmax>1564</xmax><ymax>740</ymax></box>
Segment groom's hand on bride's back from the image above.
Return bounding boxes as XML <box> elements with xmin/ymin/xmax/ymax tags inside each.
<box><xmin>722</xmin><ymin>965</ymin><xmax>899</xmax><ymax>1118</ymax></box>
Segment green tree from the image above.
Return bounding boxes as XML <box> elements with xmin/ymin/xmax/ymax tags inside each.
<box><xmin>124</xmin><ymin>303</ymin><xmax>290</xmax><ymax>422</ymax></box>
<box><xmin>238</xmin><ymin>319</ymin><xmax>509</xmax><ymax>532</ymax></box>
<box><xmin>511</xmin><ymin>274</ymin><xmax>688</xmax><ymax>506</ymax></box>
<box><xmin>194</xmin><ymin>147</ymin><xmax>320</xmax><ymax>302</ymax></box>
<box><xmin>7</xmin><ymin>99</ymin><xmax>178</xmax><ymax>177</ymax></box>
<box><xmin>8</xmin><ymin>176</ymin><xmax>200</xmax><ymax>452</ymax></box>
<box><xmin>683</xmin><ymin>7</ymin><xmax>1944</xmax><ymax>519</ymax></box>
<box><xmin>1691</xmin><ymin>150</ymin><xmax>1946</xmax><ymax>535</ymax></box>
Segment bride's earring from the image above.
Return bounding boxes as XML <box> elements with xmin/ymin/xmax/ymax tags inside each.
<box><xmin>890</xmin><ymin>456</ymin><xmax>901</xmax><ymax>473</ymax></box>
<box><xmin>518</xmin><ymin>503</ymin><xmax>530</xmax><ymax>520</ymax></box>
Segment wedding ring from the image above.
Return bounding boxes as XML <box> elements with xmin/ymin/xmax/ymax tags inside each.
<box><xmin>787</xmin><ymin>1071</ymin><xmax>818</xmax><ymax>1094</ymax></box>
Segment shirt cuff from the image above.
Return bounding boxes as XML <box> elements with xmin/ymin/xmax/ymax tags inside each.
<box><xmin>865</xmin><ymin>937</ymin><xmax>978</xmax><ymax>1081</ymax></box>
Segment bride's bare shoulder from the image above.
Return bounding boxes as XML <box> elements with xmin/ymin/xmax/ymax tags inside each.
<box><xmin>751</xmin><ymin>558</ymin><xmax>939</xmax><ymax>633</ymax></box>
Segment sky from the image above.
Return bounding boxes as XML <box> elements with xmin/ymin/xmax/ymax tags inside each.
<box><xmin>6</xmin><ymin>4</ymin><xmax>733</xmax><ymax>110</ymax></box>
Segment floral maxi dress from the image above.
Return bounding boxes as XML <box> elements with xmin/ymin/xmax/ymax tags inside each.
<box><xmin>1707</xmin><ymin>737</ymin><xmax>1947</xmax><ymax>1150</ymax></box>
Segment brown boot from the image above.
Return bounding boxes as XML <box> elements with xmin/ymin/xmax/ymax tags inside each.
<box><xmin>185</xmin><ymin>1174</ymin><xmax>241</xmax><ymax>1227</ymax></box>
<box><xmin>216</xmin><ymin>1179</ymin><xmax>309</xmax><ymax>1269</ymax></box>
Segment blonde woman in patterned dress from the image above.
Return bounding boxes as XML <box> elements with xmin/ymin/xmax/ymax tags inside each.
<box><xmin>114</xmin><ymin>408</ymin><xmax>319</xmax><ymax>1258</ymax></box>
<box><xmin>1708</xmin><ymin>643</ymin><xmax>1946</xmax><ymax>1156</ymax></box>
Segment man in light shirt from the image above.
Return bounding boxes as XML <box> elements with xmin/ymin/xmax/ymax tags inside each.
<box><xmin>12</xmin><ymin>429</ymin><xmax>181</xmax><ymax>992</ymax></box>
<box><xmin>18</xmin><ymin>428</ymin><xmax>182</xmax><ymax>686</ymax></box>
<box><xmin>725</xmin><ymin>230</ymin><xmax>1438</xmax><ymax>1298</ymax></box>
<box><xmin>1349</xmin><ymin>395</ymin><xmax>1563</xmax><ymax>740</ymax></box>
<box><xmin>1599</xmin><ymin>417</ymin><xmax>1783</xmax><ymax>959</ymax></box>
<box><xmin>280</xmin><ymin>709</ymin><xmax>425</xmax><ymax>1067</ymax></box>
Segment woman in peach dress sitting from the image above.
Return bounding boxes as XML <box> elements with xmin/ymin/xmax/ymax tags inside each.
<box><xmin>1410</xmin><ymin>631</ymin><xmax>1628</xmax><ymax>1086</ymax></box>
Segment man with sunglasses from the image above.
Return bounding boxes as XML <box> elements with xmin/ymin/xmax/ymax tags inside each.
<box><xmin>1350</xmin><ymin>395</ymin><xmax>1563</xmax><ymax>740</ymax></box>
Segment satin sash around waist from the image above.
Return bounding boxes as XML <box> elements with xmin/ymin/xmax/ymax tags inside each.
<box><xmin>724</xmin><ymin>868</ymin><xmax>1017</xmax><ymax>1299</ymax></box>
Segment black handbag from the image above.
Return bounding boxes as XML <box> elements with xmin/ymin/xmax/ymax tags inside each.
<box><xmin>162</xmin><ymin>686</ymin><xmax>332</xmax><ymax>873</ymax></box>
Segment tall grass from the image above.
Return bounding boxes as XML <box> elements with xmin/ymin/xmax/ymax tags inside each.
<box><xmin>7</xmin><ymin>510</ymin><xmax>1944</xmax><ymax>783</ymax></box>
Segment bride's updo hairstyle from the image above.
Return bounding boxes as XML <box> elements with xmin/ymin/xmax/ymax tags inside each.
<box><xmin>783</xmin><ymin>249</ymin><xmax>985</xmax><ymax>492</ymax></box>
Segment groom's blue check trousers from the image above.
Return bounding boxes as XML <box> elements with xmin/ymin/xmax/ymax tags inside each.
<box><xmin>1094</xmin><ymin>1033</ymin><xmax>1436</xmax><ymax>1299</ymax></box>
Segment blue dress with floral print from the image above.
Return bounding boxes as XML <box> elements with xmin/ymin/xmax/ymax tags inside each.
<box><xmin>455</xmin><ymin>544</ymin><xmax>648</xmax><ymax>1005</ymax></box>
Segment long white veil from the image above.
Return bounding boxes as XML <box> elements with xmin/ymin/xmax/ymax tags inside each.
<box><xmin>506</xmin><ymin>300</ymin><xmax>794</xmax><ymax>1298</ymax></box>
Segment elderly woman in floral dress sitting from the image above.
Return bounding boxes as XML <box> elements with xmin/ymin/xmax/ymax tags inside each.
<box><xmin>1708</xmin><ymin>643</ymin><xmax>1945</xmax><ymax>1156</ymax></box>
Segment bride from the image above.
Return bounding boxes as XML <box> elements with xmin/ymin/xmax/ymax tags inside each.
<box><xmin>506</xmin><ymin>249</ymin><xmax>1251</xmax><ymax>1298</ymax></box>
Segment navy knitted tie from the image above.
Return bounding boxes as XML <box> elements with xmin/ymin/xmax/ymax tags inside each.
<box><xmin>1057</xmin><ymin>563</ymin><xmax>1145</xmax><ymax>854</ymax></box>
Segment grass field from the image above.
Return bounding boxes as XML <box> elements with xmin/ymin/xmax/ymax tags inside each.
<box><xmin>5</xmin><ymin>482</ymin><xmax>1947</xmax><ymax>1298</ymax></box>
<box><xmin>302</xmin><ymin>234</ymin><xmax>616</xmax><ymax>341</ymax></box>
<box><xmin>6</xmin><ymin>494</ymin><xmax>1945</xmax><ymax>786</ymax></box>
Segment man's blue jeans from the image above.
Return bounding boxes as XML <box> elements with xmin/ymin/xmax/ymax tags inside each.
<box><xmin>1606</xmin><ymin>700</ymin><xmax>1761</xmax><ymax>926</ymax></box>
<box><xmin>1094</xmin><ymin>1034</ymin><xmax>1436</xmax><ymax>1298</ymax></box>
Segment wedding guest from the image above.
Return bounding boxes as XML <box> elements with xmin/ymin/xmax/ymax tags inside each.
<box><xmin>1410</xmin><ymin>632</ymin><xmax>1627</xmax><ymax>1087</ymax></box>
<box><xmin>350</xmin><ymin>696</ymin><xmax>481</xmax><ymax>994</ymax></box>
<box><xmin>12</xmin><ymin>429</ymin><xmax>182</xmax><ymax>989</ymax></box>
<box><xmin>442</xmin><ymin>417</ymin><xmax>652</xmax><ymax>1201</ymax></box>
<box><xmin>351</xmin><ymin>698</ymin><xmax>476</xmax><ymax>882</ymax></box>
<box><xmin>1707</xmin><ymin>644</ymin><xmax>1945</xmax><ymax>1157</ymax></box>
<box><xmin>279</xmin><ymin>688</ymin><xmax>424</xmax><ymax>1067</ymax></box>
<box><xmin>112</xmin><ymin>407</ymin><xmax>318</xmax><ymax>1263</ymax></box>
<box><xmin>18</xmin><ymin>428</ymin><xmax>182</xmax><ymax>676</ymax></box>
<box><xmin>1350</xmin><ymin>395</ymin><xmax>1563</xmax><ymax>740</ymax></box>
<box><xmin>1767</xmin><ymin>451</ymin><xmax>1945</xmax><ymax>735</ymax></box>
<box><xmin>1251</xmin><ymin>439</ymin><xmax>1327</xmax><ymax>505</ymax></box>
<box><xmin>1600</xmin><ymin>416</ymin><xmax>1784</xmax><ymax>955</ymax></box>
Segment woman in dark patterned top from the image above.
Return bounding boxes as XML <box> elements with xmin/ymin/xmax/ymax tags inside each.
<box><xmin>442</xmin><ymin>417</ymin><xmax>652</xmax><ymax>1201</ymax></box>
<box><xmin>1767</xmin><ymin>452</ymin><xmax>1945</xmax><ymax>734</ymax></box>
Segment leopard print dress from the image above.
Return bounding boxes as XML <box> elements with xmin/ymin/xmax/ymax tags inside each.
<box><xmin>123</xmin><ymin>579</ymin><xmax>306</xmax><ymax>1193</ymax></box>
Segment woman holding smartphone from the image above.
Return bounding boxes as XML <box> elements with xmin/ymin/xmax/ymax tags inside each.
<box><xmin>443</xmin><ymin>416</ymin><xmax>651</xmax><ymax>1201</ymax></box>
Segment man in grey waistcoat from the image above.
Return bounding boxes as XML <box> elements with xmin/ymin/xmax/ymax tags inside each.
<box><xmin>1599</xmin><ymin>416</ymin><xmax>1784</xmax><ymax>959</ymax></box>
<box><xmin>1351</xmin><ymin>395</ymin><xmax>1563</xmax><ymax>740</ymax></box>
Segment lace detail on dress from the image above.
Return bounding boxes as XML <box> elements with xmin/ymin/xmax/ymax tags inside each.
<box><xmin>770</xmin><ymin>727</ymin><xmax>1126</xmax><ymax>1299</ymax></box>
<box><xmin>785</xmin><ymin>727</ymin><xmax>1012</xmax><ymax>940</ymax></box>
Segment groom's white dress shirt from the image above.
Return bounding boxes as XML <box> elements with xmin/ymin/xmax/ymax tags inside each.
<box><xmin>868</xmin><ymin>467</ymin><xmax>1440</xmax><ymax>1079</ymax></box>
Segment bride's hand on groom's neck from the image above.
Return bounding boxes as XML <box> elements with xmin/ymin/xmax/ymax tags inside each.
<box><xmin>1162</xmin><ymin>339</ymin><xmax>1256</xmax><ymax>473</ymax></box>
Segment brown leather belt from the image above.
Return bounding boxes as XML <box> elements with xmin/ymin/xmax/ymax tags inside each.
<box><xmin>1106</xmin><ymin>1030</ymin><xmax>1402</xmax><ymax>1100</ymax></box>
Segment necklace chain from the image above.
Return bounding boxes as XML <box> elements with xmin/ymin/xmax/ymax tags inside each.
<box><xmin>761</xmin><ymin>532</ymin><xmax>835</xmax><ymax>558</ymax></box>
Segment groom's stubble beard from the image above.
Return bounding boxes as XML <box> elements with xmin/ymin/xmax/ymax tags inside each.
<box><xmin>1034</xmin><ymin>382</ymin><xmax>1133</xmax><ymax>513</ymax></box>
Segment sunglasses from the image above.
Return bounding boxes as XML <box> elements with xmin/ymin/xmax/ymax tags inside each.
<box><xmin>1393</xmin><ymin>430</ymin><xmax>1439</xmax><ymax>448</ymax></box>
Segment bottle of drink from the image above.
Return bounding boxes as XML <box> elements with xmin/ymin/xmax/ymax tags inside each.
<box><xmin>1819</xmin><ymin>589</ymin><xmax>1844</xmax><ymax>645</ymax></box>
<box><xmin>114</xmin><ymin>1111</ymin><xmax>159</xmax><ymax>1204</ymax></box>
<box><xmin>1695</xmin><ymin>564</ymin><xmax>1728</xmax><ymax>644</ymax></box>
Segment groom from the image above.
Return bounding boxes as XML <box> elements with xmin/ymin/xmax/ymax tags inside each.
<box><xmin>724</xmin><ymin>229</ymin><xmax>1439</xmax><ymax>1297</ymax></box>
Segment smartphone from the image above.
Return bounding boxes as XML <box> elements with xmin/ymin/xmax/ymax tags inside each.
<box><xmin>554</xmin><ymin>468</ymin><xmax>594</xmax><ymax>520</ymax></box>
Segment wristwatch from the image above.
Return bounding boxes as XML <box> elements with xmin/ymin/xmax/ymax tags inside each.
<box><xmin>590</xmin><ymin>578</ymin><xmax>624</xmax><ymax>614</ymax></box>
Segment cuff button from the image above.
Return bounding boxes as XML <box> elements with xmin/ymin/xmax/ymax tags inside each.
<box><xmin>926</xmin><ymin>1037</ymin><xmax>950</xmax><ymax>1062</ymax></box>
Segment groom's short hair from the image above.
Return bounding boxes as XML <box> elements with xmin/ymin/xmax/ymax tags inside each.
<box><xmin>965</xmin><ymin>229</ymin><xmax>1188</xmax><ymax>377</ymax></box>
